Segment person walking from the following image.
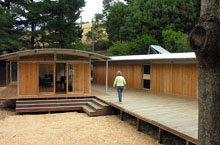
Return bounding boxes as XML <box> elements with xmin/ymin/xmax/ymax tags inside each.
<box><xmin>113</xmin><ymin>71</ymin><xmax>126</xmax><ymax>104</ymax></box>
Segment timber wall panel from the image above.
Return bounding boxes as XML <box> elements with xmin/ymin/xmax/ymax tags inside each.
<box><xmin>108</xmin><ymin>65</ymin><xmax>114</xmax><ymax>86</ymax></box>
<box><xmin>127</xmin><ymin>65</ymin><xmax>134</xmax><ymax>88</ymax></box>
<box><xmin>121</xmin><ymin>64</ymin><xmax>128</xmax><ymax>86</ymax></box>
<box><xmin>161</xmin><ymin>64</ymin><xmax>172</xmax><ymax>94</ymax></box>
<box><xmin>172</xmin><ymin>64</ymin><xmax>183</xmax><ymax>96</ymax></box>
<box><xmin>151</xmin><ymin>64</ymin><xmax>161</xmax><ymax>92</ymax></box>
<box><xmin>134</xmin><ymin>65</ymin><xmax>142</xmax><ymax>89</ymax></box>
<box><xmin>84</xmin><ymin>63</ymin><xmax>90</xmax><ymax>93</ymax></box>
<box><xmin>19</xmin><ymin>63</ymin><xmax>38</xmax><ymax>95</ymax></box>
<box><xmin>184</xmin><ymin>64</ymin><xmax>197</xmax><ymax>97</ymax></box>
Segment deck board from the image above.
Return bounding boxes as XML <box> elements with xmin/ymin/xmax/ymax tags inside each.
<box><xmin>0</xmin><ymin>86</ymin><xmax>105</xmax><ymax>100</ymax></box>
<box><xmin>93</xmin><ymin>84</ymin><xmax>198</xmax><ymax>144</ymax></box>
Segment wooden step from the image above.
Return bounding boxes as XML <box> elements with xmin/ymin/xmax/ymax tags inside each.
<box><xmin>16</xmin><ymin>98</ymin><xmax>93</xmax><ymax>104</ymax></box>
<box><xmin>16</xmin><ymin>102</ymin><xmax>88</xmax><ymax>108</ymax></box>
<box><xmin>87</xmin><ymin>102</ymin><xmax>103</xmax><ymax>110</ymax></box>
<box><xmin>82</xmin><ymin>105</ymin><xmax>96</xmax><ymax>117</ymax></box>
<box><xmin>16</xmin><ymin>97</ymin><xmax>112</xmax><ymax>116</ymax></box>
<box><xmin>16</xmin><ymin>105</ymin><xmax>83</xmax><ymax>113</ymax></box>
<box><xmin>92</xmin><ymin>98</ymin><xmax>109</xmax><ymax>107</ymax></box>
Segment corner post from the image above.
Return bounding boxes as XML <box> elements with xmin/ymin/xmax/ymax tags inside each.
<box><xmin>106</xmin><ymin>60</ymin><xmax>108</xmax><ymax>93</ymax></box>
<box><xmin>89</xmin><ymin>57</ymin><xmax>92</xmax><ymax>94</ymax></box>
<box><xmin>17</xmin><ymin>56</ymin><xmax>20</xmax><ymax>96</ymax></box>
<box><xmin>10</xmin><ymin>61</ymin><xmax>12</xmax><ymax>83</ymax></box>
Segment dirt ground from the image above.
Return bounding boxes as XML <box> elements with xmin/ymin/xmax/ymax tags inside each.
<box><xmin>0</xmin><ymin>101</ymin><xmax>159</xmax><ymax>145</ymax></box>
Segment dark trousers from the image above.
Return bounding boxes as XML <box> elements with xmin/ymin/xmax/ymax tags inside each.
<box><xmin>117</xmin><ymin>86</ymin><xmax>124</xmax><ymax>102</ymax></box>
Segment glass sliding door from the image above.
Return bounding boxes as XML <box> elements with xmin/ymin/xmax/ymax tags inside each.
<box><xmin>55</xmin><ymin>63</ymin><xmax>67</xmax><ymax>94</ymax></box>
<box><xmin>68</xmin><ymin>64</ymin><xmax>74</xmax><ymax>93</ymax></box>
<box><xmin>39</xmin><ymin>64</ymin><xmax>54</xmax><ymax>94</ymax></box>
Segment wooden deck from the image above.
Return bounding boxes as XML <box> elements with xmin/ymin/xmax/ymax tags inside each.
<box><xmin>93</xmin><ymin>85</ymin><xmax>198</xmax><ymax>144</ymax></box>
<box><xmin>0</xmin><ymin>86</ymin><xmax>105</xmax><ymax>100</ymax></box>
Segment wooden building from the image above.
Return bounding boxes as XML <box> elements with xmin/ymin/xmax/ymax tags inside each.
<box><xmin>0</xmin><ymin>49</ymin><xmax>109</xmax><ymax>99</ymax></box>
<box><xmin>93</xmin><ymin>52</ymin><xmax>198</xmax><ymax>100</ymax></box>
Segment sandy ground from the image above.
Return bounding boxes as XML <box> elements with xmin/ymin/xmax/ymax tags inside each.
<box><xmin>0</xmin><ymin>104</ymin><xmax>158</xmax><ymax>145</ymax></box>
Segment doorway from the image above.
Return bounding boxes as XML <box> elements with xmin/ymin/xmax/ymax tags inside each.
<box><xmin>56</xmin><ymin>63</ymin><xmax>67</xmax><ymax>94</ymax></box>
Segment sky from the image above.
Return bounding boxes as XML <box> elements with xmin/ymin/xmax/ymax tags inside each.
<box><xmin>80</xmin><ymin>0</ymin><xmax>104</xmax><ymax>22</ymax></box>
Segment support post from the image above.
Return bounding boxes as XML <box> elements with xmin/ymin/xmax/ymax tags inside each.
<box><xmin>106</xmin><ymin>60</ymin><xmax>108</xmax><ymax>93</ymax></box>
<box><xmin>186</xmin><ymin>140</ymin><xmax>189</xmax><ymax>145</ymax></box>
<box><xmin>137</xmin><ymin>118</ymin><xmax>141</xmax><ymax>131</ymax></box>
<box><xmin>17</xmin><ymin>56</ymin><xmax>19</xmax><ymax>96</ymax></box>
<box><xmin>158</xmin><ymin>128</ymin><xmax>164</xmax><ymax>144</ymax></box>
<box><xmin>120</xmin><ymin>110</ymin><xmax>124</xmax><ymax>121</ymax></box>
<box><xmin>89</xmin><ymin>58</ymin><xmax>92</xmax><ymax>94</ymax></box>
<box><xmin>10</xmin><ymin>61</ymin><xmax>12</xmax><ymax>83</ymax></box>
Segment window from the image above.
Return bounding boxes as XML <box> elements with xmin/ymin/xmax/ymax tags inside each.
<box><xmin>143</xmin><ymin>65</ymin><xmax>151</xmax><ymax>89</ymax></box>
<box><xmin>7</xmin><ymin>62</ymin><xmax>17</xmax><ymax>84</ymax></box>
<box><xmin>39</xmin><ymin>64</ymin><xmax>54</xmax><ymax>93</ymax></box>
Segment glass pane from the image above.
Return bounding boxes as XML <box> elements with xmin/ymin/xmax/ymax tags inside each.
<box><xmin>143</xmin><ymin>80</ymin><xmax>150</xmax><ymax>89</ymax></box>
<box><xmin>12</xmin><ymin>63</ymin><xmax>17</xmax><ymax>82</ymax></box>
<box><xmin>56</xmin><ymin>63</ymin><xmax>66</xmax><ymax>93</ymax></box>
<box><xmin>68</xmin><ymin>64</ymin><xmax>74</xmax><ymax>92</ymax></box>
<box><xmin>7</xmin><ymin>63</ymin><xmax>17</xmax><ymax>84</ymax></box>
<box><xmin>39</xmin><ymin>64</ymin><xmax>54</xmax><ymax>93</ymax></box>
<box><xmin>144</xmin><ymin>65</ymin><xmax>150</xmax><ymax>74</ymax></box>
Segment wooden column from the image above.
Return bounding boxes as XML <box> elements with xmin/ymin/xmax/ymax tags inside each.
<box><xmin>53</xmin><ymin>63</ymin><xmax>56</xmax><ymax>95</ymax></box>
<box><xmin>137</xmin><ymin>118</ymin><xmax>141</xmax><ymax>131</ymax></box>
<box><xmin>10</xmin><ymin>61</ymin><xmax>12</xmax><ymax>83</ymax></box>
<box><xmin>106</xmin><ymin>60</ymin><xmax>108</xmax><ymax>93</ymax></box>
<box><xmin>6</xmin><ymin>63</ymin><xmax>8</xmax><ymax>86</ymax></box>
<box><xmin>66</xmin><ymin>63</ymin><xmax>68</xmax><ymax>94</ymax></box>
<box><xmin>17</xmin><ymin>57</ymin><xmax>19</xmax><ymax>96</ymax></box>
<box><xmin>158</xmin><ymin>128</ymin><xmax>164</xmax><ymax>144</ymax></box>
<box><xmin>89</xmin><ymin>58</ymin><xmax>91</xmax><ymax>94</ymax></box>
<box><xmin>120</xmin><ymin>110</ymin><xmax>124</xmax><ymax>121</ymax></box>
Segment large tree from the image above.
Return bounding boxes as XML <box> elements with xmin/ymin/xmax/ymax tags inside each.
<box><xmin>106</xmin><ymin>0</ymin><xmax>200</xmax><ymax>46</ymax></box>
<box><xmin>0</xmin><ymin>4</ymin><xmax>24</xmax><ymax>54</ymax></box>
<box><xmin>188</xmin><ymin>0</ymin><xmax>220</xmax><ymax>144</ymax></box>
<box><xmin>0</xmin><ymin>0</ymin><xmax>85</xmax><ymax>51</ymax></box>
<box><xmin>42</xmin><ymin>0</ymin><xmax>85</xmax><ymax>48</ymax></box>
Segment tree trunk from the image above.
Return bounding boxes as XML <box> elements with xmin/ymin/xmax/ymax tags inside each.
<box><xmin>189</xmin><ymin>0</ymin><xmax>220</xmax><ymax>145</ymax></box>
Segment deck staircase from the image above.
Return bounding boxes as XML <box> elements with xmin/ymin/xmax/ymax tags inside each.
<box><xmin>16</xmin><ymin>97</ymin><xmax>112</xmax><ymax>117</ymax></box>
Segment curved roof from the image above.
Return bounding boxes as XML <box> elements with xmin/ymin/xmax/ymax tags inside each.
<box><xmin>0</xmin><ymin>48</ymin><xmax>109</xmax><ymax>61</ymax></box>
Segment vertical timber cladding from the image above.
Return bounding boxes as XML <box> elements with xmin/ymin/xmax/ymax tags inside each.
<box><xmin>184</xmin><ymin>64</ymin><xmax>197</xmax><ymax>97</ymax></box>
<box><xmin>84</xmin><ymin>63</ymin><xmax>90</xmax><ymax>93</ymax></box>
<box><xmin>151</xmin><ymin>63</ymin><xmax>198</xmax><ymax>98</ymax></box>
<box><xmin>172</xmin><ymin>64</ymin><xmax>183</xmax><ymax>96</ymax></box>
<box><xmin>161</xmin><ymin>64</ymin><xmax>172</xmax><ymax>94</ymax></box>
<box><xmin>19</xmin><ymin>63</ymin><xmax>39</xmax><ymax>95</ymax></box>
<box><xmin>151</xmin><ymin>64</ymin><xmax>161</xmax><ymax>92</ymax></box>
<box><xmin>93</xmin><ymin>63</ymin><xmax>142</xmax><ymax>89</ymax></box>
<box><xmin>73</xmin><ymin>63</ymin><xmax>90</xmax><ymax>93</ymax></box>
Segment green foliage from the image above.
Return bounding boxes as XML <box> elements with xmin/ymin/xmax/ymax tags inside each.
<box><xmin>86</xmin><ymin>13</ymin><xmax>108</xmax><ymax>51</ymax></box>
<box><xmin>106</xmin><ymin>2</ymin><xmax>127</xmax><ymax>42</ymax></box>
<box><xmin>0</xmin><ymin>0</ymin><xmax>85</xmax><ymax>53</ymax></box>
<box><xmin>0</xmin><ymin>6</ymin><xmax>24</xmax><ymax>54</ymax></box>
<box><xmin>162</xmin><ymin>30</ymin><xmax>190</xmax><ymax>52</ymax></box>
<box><xmin>102</xmin><ymin>0</ymin><xmax>115</xmax><ymax>19</ymax></box>
<box><xmin>73</xmin><ymin>38</ymin><xmax>90</xmax><ymax>51</ymax></box>
<box><xmin>42</xmin><ymin>0</ymin><xmax>85</xmax><ymax>48</ymax></box>
<box><xmin>107</xmin><ymin>41</ymin><xmax>130</xmax><ymax>56</ymax></box>
<box><xmin>106</xmin><ymin>0</ymin><xmax>200</xmax><ymax>53</ymax></box>
<box><xmin>107</xmin><ymin>35</ymin><xmax>158</xmax><ymax>56</ymax></box>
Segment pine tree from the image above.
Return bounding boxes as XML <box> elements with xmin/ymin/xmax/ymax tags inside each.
<box><xmin>0</xmin><ymin>5</ymin><xmax>24</xmax><ymax>54</ymax></box>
